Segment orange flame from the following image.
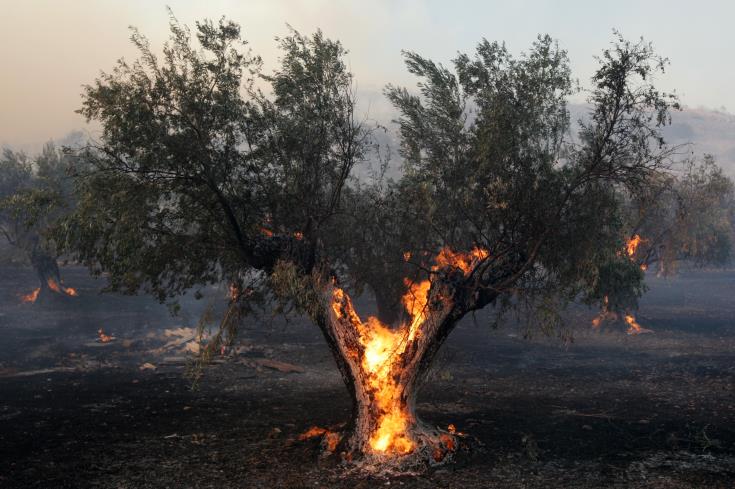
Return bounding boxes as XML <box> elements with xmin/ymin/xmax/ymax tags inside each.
<box><xmin>331</xmin><ymin>246</ymin><xmax>487</xmax><ymax>455</ymax></box>
<box><xmin>626</xmin><ymin>235</ymin><xmax>644</xmax><ymax>258</ymax></box>
<box><xmin>593</xmin><ymin>237</ymin><xmax>653</xmax><ymax>332</ymax></box>
<box><xmin>47</xmin><ymin>278</ymin><xmax>61</xmax><ymax>293</ymax></box>
<box><xmin>20</xmin><ymin>279</ymin><xmax>77</xmax><ymax>303</ymax></box>
<box><xmin>624</xmin><ymin>314</ymin><xmax>653</xmax><ymax>335</ymax></box>
<box><xmin>434</xmin><ymin>246</ymin><xmax>488</xmax><ymax>275</ymax></box>
<box><xmin>21</xmin><ymin>288</ymin><xmax>40</xmax><ymax>303</ymax></box>
<box><xmin>97</xmin><ymin>328</ymin><xmax>114</xmax><ymax>343</ymax></box>
<box><xmin>298</xmin><ymin>426</ymin><xmax>341</xmax><ymax>452</ymax></box>
<box><xmin>47</xmin><ymin>278</ymin><xmax>77</xmax><ymax>297</ymax></box>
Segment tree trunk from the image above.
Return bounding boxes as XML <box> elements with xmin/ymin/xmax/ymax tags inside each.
<box><xmin>27</xmin><ymin>246</ymin><xmax>75</xmax><ymax>301</ymax></box>
<box><xmin>314</xmin><ymin>277</ymin><xmax>469</xmax><ymax>468</ymax></box>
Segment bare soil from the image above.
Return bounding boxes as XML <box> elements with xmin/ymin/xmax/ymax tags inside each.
<box><xmin>0</xmin><ymin>266</ymin><xmax>734</xmax><ymax>488</ymax></box>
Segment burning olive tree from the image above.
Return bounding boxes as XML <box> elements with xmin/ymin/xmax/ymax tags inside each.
<box><xmin>588</xmin><ymin>155</ymin><xmax>734</xmax><ymax>334</ymax></box>
<box><xmin>60</xmin><ymin>16</ymin><xmax>683</xmax><ymax>470</ymax></box>
<box><xmin>625</xmin><ymin>155</ymin><xmax>734</xmax><ymax>275</ymax></box>
<box><xmin>0</xmin><ymin>144</ymin><xmax>81</xmax><ymax>302</ymax></box>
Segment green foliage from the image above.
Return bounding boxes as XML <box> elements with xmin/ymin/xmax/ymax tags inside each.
<box><xmin>60</xmin><ymin>14</ymin><xmax>729</xmax><ymax>342</ymax></box>
<box><xmin>591</xmin><ymin>260</ymin><xmax>647</xmax><ymax>312</ymax></box>
<box><xmin>380</xmin><ymin>32</ymin><xmax>681</xmax><ymax>325</ymax></box>
<box><xmin>268</xmin><ymin>259</ymin><xmax>322</xmax><ymax>320</ymax></box>
<box><xmin>617</xmin><ymin>155</ymin><xmax>734</xmax><ymax>277</ymax></box>
<box><xmin>62</xmin><ymin>14</ymin><xmax>370</xmax><ymax>303</ymax></box>
<box><xmin>0</xmin><ymin>144</ymin><xmax>80</xmax><ymax>262</ymax></box>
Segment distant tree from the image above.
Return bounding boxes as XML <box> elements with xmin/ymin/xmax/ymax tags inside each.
<box><xmin>631</xmin><ymin>155</ymin><xmax>734</xmax><ymax>274</ymax></box>
<box><xmin>60</xmin><ymin>17</ymin><xmax>684</xmax><ymax>470</ymax></box>
<box><xmin>0</xmin><ymin>144</ymin><xmax>80</xmax><ymax>301</ymax></box>
<box><xmin>589</xmin><ymin>155</ymin><xmax>734</xmax><ymax>332</ymax></box>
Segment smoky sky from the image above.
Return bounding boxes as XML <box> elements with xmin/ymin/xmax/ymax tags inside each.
<box><xmin>1</xmin><ymin>0</ymin><xmax>734</xmax><ymax>147</ymax></box>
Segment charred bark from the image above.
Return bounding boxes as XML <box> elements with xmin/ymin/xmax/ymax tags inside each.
<box><xmin>311</xmin><ymin>273</ymin><xmax>484</xmax><ymax>468</ymax></box>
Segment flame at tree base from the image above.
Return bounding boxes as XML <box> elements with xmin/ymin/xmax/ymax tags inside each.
<box><xmin>19</xmin><ymin>278</ymin><xmax>78</xmax><ymax>303</ymax></box>
<box><xmin>325</xmin><ymin>247</ymin><xmax>487</xmax><ymax>467</ymax></box>
<box><xmin>591</xmin><ymin>297</ymin><xmax>654</xmax><ymax>335</ymax></box>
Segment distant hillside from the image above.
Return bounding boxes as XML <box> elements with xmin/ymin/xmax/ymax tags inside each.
<box><xmin>364</xmin><ymin>101</ymin><xmax>735</xmax><ymax>179</ymax></box>
<box><xmin>4</xmin><ymin>103</ymin><xmax>734</xmax><ymax>179</ymax></box>
<box><xmin>665</xmin><ymin>108</ymin><xmax>735</xmax><ymax>174</ymax></box>
<box><xmin>570</xmin><ymin>104</ymin><xmax>735</xmax><ymax>175</ymax></box>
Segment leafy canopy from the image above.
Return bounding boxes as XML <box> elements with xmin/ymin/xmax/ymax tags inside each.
<box><xmin>61</xmin><ymin>17</ymin><xmax>694</xmax><ymax>332</ymax></box>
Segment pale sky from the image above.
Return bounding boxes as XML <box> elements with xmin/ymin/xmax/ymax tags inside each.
<box><xmin>1</xmin><ymin>0</ymin><xmax>734</xmax><ymax>148</ymax></box>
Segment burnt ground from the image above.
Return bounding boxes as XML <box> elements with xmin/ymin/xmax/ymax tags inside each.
<box><xmin>0</xmin><ymin>267</ymin><xmax>734</xmax><ymax>488</ymax></box>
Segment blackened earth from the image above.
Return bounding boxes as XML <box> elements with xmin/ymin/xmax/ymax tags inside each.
<box><xmin>0</xmin><ymin>266</ymin><xmax>734</xmax><ymax>488</ymax></box>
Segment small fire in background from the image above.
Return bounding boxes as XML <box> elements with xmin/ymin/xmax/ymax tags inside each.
<box><xmin>20</xmin><ymin>279</ymin><xmax>78</xmax><ymax>303</ymax></box>
<box><xmin>626</xmin><ymin>234</ymin><xmax>644</xmax><ymax>257</ymax></box>
<box><xmin>624</xmin><ymin>314</ymin><xmax>653</xmax><ymax>335</ymax></box>
<box><xmin>98</xmin><ymin>328</ymin><xmax>115</xmax><ymax>343</ymax></box>
<box><xmin>593</xmin><ymin>236</ymin><xmax>654</xmax><ymax>334</ymax></box>
<box><xmin>20</xmin><ymin>288</ymin><xmax>40</xmax><ymax>303</ymax></box>
<box><xmin>47</xmin><ymin>278</ymin><xmax>78</xmax><ymax>297</ymax></box>
<box><xmin>63</xmin><ymin>286</ymin><xmax>78</xmax><ymax>296</ymax></box>
<box><xmin>626</xmin><ymin>234</ymin><xmax>650</xmax><ymax>271</ymax></box>
<box><xmin>591</xmin><ymin>295</ymin><xmax>619</xmax><ymax>329</ymax></box>
<box><xmin>298</xmin><ymin>426</ymin><xmax>341</xmax><ymax>452</ymax></box>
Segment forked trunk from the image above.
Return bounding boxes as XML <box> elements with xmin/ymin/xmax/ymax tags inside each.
<box><xmin>298</xmin><ymin>248</ymin><xmax>492</xmax><ymax>469</ymax></box>
<box><xmin>314</xmin><ymin>279</ymin><xmax>466</xmax><ymax>468</ymax></box>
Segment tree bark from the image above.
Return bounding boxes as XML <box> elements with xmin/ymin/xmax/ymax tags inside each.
<box><xmin>313</xmin><ymin>274</ymin><xmax>479</xmax><ymax>467</ymax></box>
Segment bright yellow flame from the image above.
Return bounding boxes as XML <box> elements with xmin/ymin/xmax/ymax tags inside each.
<box><xmin>331</xmin><ymin>246</ymin><xmax>488</xmax><ymax>455</ymax></box>
<box><xmin>626</xmin><ymin>235</ymin><xmax>644</xmax><ymax>257</ymax></box>
<box><xmin>358</xmin><ymin>315</ymin><xmax>418</xmax><ymax>454</ymax></box>
<box><xmin>402</xmin><ymin>278</ymin><xmax>431</xmax><ymax>334</ymax></box>
<box><xmin>434</xmin><ymin>246</ymin><xmax>488</xmax><ymax>274</ymax></box>
<box><xmin>591</xmin><ymin>295</ymin><xmax>617</xmax><ymax>328</ymax></box>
